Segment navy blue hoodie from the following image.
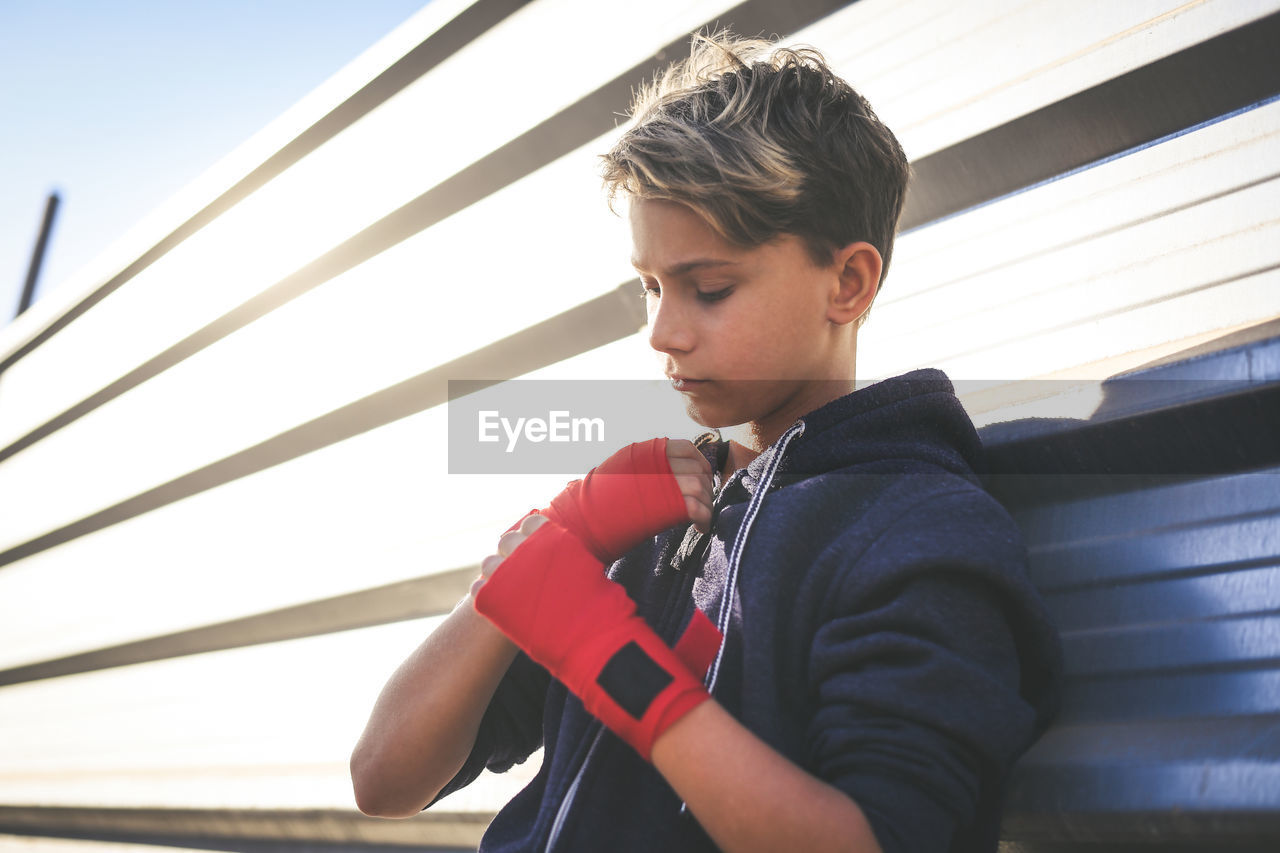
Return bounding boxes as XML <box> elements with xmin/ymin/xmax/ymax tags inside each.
<box><xmin>432</xmin><ymin>368</ymin><xmax>1064</xmax><ymax>852</ymax></box>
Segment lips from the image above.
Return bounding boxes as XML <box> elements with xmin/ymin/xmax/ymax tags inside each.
<box><xmin>667</xmin><ymin>374</ymin><xmax>708</xmax><ymax>390</ymax></box>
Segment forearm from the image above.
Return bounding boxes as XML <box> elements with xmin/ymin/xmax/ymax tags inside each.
<box><xmin>350</xmin><ymin>594</ymin><xmax>518</xmax><ymax>817</ymax></box>
<box><xmin>651</xmin><ymin>701</ymin><xmax>883</xmax><ymax>853</ymax></box>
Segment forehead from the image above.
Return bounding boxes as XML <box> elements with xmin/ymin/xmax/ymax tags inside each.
<box><xmin>628</xmin><ymin>198</ymin><xmax>741</xmax><ymax>273</ymax></box>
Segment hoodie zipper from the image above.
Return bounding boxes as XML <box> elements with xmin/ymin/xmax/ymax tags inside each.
<box><xmin>703</xmin><ymin>420</ymin><xmax>804</xmax><ymax>696</ymax></box>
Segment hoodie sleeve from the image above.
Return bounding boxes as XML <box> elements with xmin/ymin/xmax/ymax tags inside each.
<box><xmin>805</xmin><ymin>487</ymin><xmax>1058</xmax><ymax>853</ymax></box>
<box><xmin>426</xmin><ymin>650</ymin><xmax>551</xmax><ymax>807</ymax></box>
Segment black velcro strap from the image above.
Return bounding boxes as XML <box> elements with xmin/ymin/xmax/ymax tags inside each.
<box><xmin>596</xmin><ymin>641</ymin><xmax>674</xmax><ymax>720</ymax></box>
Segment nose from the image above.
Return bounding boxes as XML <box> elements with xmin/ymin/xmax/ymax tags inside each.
<box><xmin>646</xmin><ymin>289</ymin><xmax>694</xmax><ymax>355</ymax></box>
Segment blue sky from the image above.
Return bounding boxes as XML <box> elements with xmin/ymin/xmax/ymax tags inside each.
<box><xmin>0</xmin><ymin>0</ymin><xmax>427</xmax><ymax>329</ymax></box>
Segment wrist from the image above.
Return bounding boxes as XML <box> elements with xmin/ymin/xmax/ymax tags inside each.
<box><xmin>456</xmin><ymin>591</ymin><xmax>519</xmax><ymax>652</ymax></box>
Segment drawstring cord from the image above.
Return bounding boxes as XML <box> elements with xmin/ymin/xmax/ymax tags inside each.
<box><xmin>703</xmin><ymin>419</ymin><xmax>805</xmax><ymax>695</ymax></box>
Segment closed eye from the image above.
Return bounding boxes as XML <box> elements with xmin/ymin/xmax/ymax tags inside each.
<box><xmin>637</xmin><ymin>283</ymin><xmax>732</xmax><ymax>303</ymax></box>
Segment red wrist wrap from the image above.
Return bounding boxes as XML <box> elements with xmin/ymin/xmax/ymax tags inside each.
<box><xmin>474</xmin><ymin>519</ymin><xmax>718</xmax><ymax>760</ymax></box>
<box><xmin>539</xmin><ymin>438</ymin><xmax>689</xmax><ymax>564</ymax></box>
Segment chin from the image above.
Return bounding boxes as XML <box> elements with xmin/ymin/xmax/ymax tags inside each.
<box><xmin>681</xmin><ymin>399</ymin><xmax>741</xmax><ymax>431</ymax></box>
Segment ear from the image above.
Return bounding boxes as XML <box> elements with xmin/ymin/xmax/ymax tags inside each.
<box><xmin>825</xmin><ymin>241</ymin><xmax>881</xmax><ymax>326</ymax></box>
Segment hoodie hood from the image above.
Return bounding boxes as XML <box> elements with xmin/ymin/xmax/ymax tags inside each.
<box><xmin>698</xmin><ymin>368</ymin><xmax>986</xmax><ymax>501</ymax></box>
<box><xmin>687</xmin><ymin>368</ymin><xmax>993</xmax><ymax>704</ymax></box>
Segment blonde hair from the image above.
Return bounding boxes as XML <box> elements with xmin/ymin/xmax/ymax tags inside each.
<box><xmin>601</xmin><ymin>30</ymin><xmax>909</xmax><ymax>293</ymax></box>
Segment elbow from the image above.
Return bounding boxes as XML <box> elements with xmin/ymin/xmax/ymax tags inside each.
<box><xmin>352</xmin><ymin>794</ymin><xmax>423</xmax><ymax>820</ymax></box>
<box><xmin>349</xmin><ymin>746</ymin><xmax>439</xmax><ymax>819</ymax></box>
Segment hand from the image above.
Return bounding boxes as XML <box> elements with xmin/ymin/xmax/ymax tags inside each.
<box><xmin>665</xmin><ymin>438</ymin><xmax>714</xmax><ymax>535</ymax></box>
<box><xmin>479</xmin><ymin>436</ymin><xmax>714</xmax><ymax>600</ymax></box>
<box><xmin>472</xmin><ymin>512</ymin><xmax>550</xmax><ymax>599</ymax></box>
<box><xmin>540</xmin><ymin>437</ymin><xmax>710</xmax><ymax>563</ymax></box>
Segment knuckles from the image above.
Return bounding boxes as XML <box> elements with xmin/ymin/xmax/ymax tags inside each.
<box><xmin>489</xmin><ymin>514</ymin><xmax>552</xmax><ymax>573</ymax></box>
<box><xmin>520</xmin><ymin>513</ymin><xmax>550</xmax><ymax>535</ymax></box>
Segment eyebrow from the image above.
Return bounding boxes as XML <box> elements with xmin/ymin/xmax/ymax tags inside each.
<box><xmin>629</xmin><ymin>257</ymin><xmax>740</xmax><ymax>276</ymax></box>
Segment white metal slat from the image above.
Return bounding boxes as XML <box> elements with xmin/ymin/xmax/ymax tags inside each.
<box><xmin>858</xmin><ymin>100</ymin><xmax>1280</xmax><ymax>379</ymax></box>
<box><xmin>0</xmin><ymin>616</ymin><xmax>536</xmax><ymax>812</ymax></box>
<box><xmin>887</xmin><ymin>101</ymin><xmax>1280</xmax><ymax>300</ymax></box>
<box><xmin>802</xmin><ymin>0</ymin><xmax>1280</xmax><ymax>158</ymax></box>
<box><xmin>885</xmin><ymin>188</ymin><xmax>1279</xmax><ymax>369</ymax></box>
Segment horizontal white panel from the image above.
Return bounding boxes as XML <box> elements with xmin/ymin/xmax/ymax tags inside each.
<box><xmin>0</xmin><ymin>616</ymin><xmax>536</xmax><ymax>812</ymax></box>
<box><xmin>0</xmin><ymin>0</ymin><xmax>733</xmax><ymax>450</ymax></box>
<box><xmin>885</xmin><ymin>99</ymin><xmax>1280</xmax><ymax>304</ymax></box>
<box><xmin>0</xmin><ymin>0</ymin><xmax>476</xmax><ymax>366</ymax></box>
<box><xmin>0</xmin><ymin>404</ymin><xmax>537</xmax><ymax>669</ymax></box>
<box><xmin>857</xmin><ymin>99</ymin><xmax>1280</xmax><ymax>380</ymax></box>
<box><xmin>0</xmin><ymin>835</ymin><xmax>210</xmax><ymax>853</ymax></box>
<box><xmin>0</xmin><ymin>331</ymin><xmax>694</xmax><ymax>669</ymax></box>
<box><xmin>0</xmin><ymin>132</ymin><xmax>643</xmax><ymax>554</ymax></box>
<box><xmin>883</xmin><ymin>180</ymin><xmax>1280</xmax><ymax>366</ymax></box>
<box><xmin>931</xmin><ymin>266</ymin><xmax>1280</xmax><ymax>381</ymax></box>
<box><xmin>796</xmin><ymin>0</ymin><xmax>1280</xmax><ymax>158</ymax></box>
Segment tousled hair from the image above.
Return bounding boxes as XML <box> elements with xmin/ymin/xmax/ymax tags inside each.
<box><xmin>601</xmin><ymin>30</ymin><xmax>910</xmax><ymax>306</ymax></box>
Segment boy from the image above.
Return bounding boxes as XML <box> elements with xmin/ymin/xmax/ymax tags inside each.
<box><xmin>351</xmin><ymin>31</ymin><xmax>1062</xmax><ymax>852</ymax></box>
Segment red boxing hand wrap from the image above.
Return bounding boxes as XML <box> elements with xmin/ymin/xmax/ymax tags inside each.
<box><xmin>502</xmin><ymin>509</ymin><xmax>542</xmax><ymax>536</ymax></box>
<box><xmin>474</xmin><ymin>519</ymin><xmax>716</xmax><ymax>760</ymax></box>
<box><xmin>539</xmin><ymin>438</ymin><xmax>689</xmax><ymax>564</ymax></box>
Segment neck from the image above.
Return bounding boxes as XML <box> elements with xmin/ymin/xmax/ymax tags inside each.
<box><xmin>719</xmin><ymin>375</ymin><xmax>856</xmax><ymax>478</ymax></box>
<box><xmin>717</xmin><ymin>338</ymin><xmax>858</xmax><ymax>478</ymax></box>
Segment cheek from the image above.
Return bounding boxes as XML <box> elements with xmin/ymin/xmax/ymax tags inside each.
<box><xmin>725</xmin><ymin>332</ymin><xmax>777</xmax><ymax>373</ymax></box>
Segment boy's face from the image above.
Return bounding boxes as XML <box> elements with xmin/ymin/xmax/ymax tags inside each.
<box><xmin>630</xmin><ymin>197</ymin><xmax>858</xmax><ymax>442</ymax></box>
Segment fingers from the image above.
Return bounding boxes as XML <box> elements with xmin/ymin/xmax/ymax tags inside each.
<box><xmin>520</xmin><ymin>513</ymin><xmax>550</xmax><ymax>535</ymax></box>
<box><xmin>685</xmin><ymin>493</ymin><xmax>712</xmax><ymax>535</ymax></box>
<box><xmin>671</xmin><ymin>472</ymin><xmax>710</xmax><ymax>529</ymax></box>
<box><xmin>478</xmin><ymin>513</ymin><xmax>552</xmax><ymax>596</ymax></box>
<box><xmin>496</xmin><ymin>513</ymin><xmax>549</xmax><ymax>555</ymax></box>
<box><xmin>666</xmin><ymin>438</ymin><xmax>712</xmax><ymax>477</ymax></box>
<box><xmin>497</xmin><ymin>529</ymin><xmax>522</xmax><ymax>558</ymax></box>
<box><xmin>667</xmin><ymin>439</ymin><xmax>714</xmax><ymax>534</ymax></box>
<box><xmin>474</xmin><ymin>552</ymin><xmax>505</xmax><ymax>598</ymax></box>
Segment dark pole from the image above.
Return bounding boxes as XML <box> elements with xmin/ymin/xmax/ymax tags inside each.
<box><xmin>17</xmin><ymin>191</ymin><xmax>61</xmax><ymax>319</ymax></box>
